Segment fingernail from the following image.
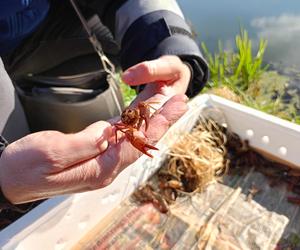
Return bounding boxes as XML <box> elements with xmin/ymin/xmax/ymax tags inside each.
<box><xmin>97</xmin><ymin>140</ymin><xmax>109</xmax><ymax>153</ymax></box>
<box><xmin>183</xmin><ymin>95</ymin><xmax>189</xmax><ymax>102</ymax></box>
<box><xmin>122</xmin><ymin>71</ymin><xmax>134</xmax><ymax>83</ymax></box>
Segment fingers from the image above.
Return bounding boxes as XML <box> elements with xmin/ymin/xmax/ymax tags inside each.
<box><xmin>0</xmin><ymin>95</ymin><xmax>188</xmax><ymax>203</ymax></box>
<box><xmin>40</xmin><ymin>147</ymin><xmax>125</xmax><ymax>197</ymax></box>
<box><xmin>122</xmin><ymin>55</ymin><xmax>188</xmax><ymax>86</ymax></box>
<box><xmin>77</xmin><ymin>121</ymin><xmax>112</xmax><ymax>152</ymax></box>
<box><xmin>51</xmin><ymin>95</ymin><xmax>188</xmax><ymax>192</ymax></box>
<box><xmin>144</xmin><ymin>94</ymin><xmax>189</xmax><ymax>141</ymax></box>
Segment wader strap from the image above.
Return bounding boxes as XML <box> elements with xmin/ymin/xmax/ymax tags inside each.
<box><xmin>69</xmin><ymin>0</ymin><xmax>122</xmax><ymax>113</ymax></box>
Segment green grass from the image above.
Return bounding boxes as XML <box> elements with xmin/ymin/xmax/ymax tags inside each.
<box><xmin>201</xmin><ymin>29</ymin><xmax>268</xmax><ymax>91</ymax></box>
<box><xmin>200</xmin><ymin>28</ymin><xmax>300</xmax><ymax>124</ymax></box>
<box><xmin>118</xmin><ymin>28</ymin><xmax>300</xmax><ymax>124</ymax></box>
<box><xmin>117</xmin><ymin>73</ymin><xmax>137</xmax><ymax>107</ymax></box>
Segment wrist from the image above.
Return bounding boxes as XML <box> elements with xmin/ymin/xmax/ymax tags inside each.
<box><xmin>0</xmin><ymin>136</ymin><xmax>15</xmax><ymax>208</ymax></box>
<box><xmin>179</xmin><ymin>56</ymin><xmax>208</xmax><ymax>97</ymax></box>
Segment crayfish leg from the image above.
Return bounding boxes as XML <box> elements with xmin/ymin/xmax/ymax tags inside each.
<box><xmin>114</xmin><ymin>123</ymin><xmax>127</xmax><ymax>143</ymax></box>
<box><xmin>114</xmin><ymin>129</ymin><xmax>119</xmax><ymax>143</ymax></box>
<box><xmin>144</xmin><ymin>116</ymin><xmax>150</xmax><ymax>131</ymax></box>
<box><xmin>137</xmin><ymin>102</ymin><xmax>153</xmax><ymax>131</ymax></box>
<box><xmin>136</xmin><ymin>118</ymin><xmax>144</xmax><ymax>131</ymax></box>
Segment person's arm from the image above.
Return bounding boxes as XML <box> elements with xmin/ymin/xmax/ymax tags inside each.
<box><xmin>0</xmin><ymin>135</ymin><xmax>15</xmax><ymax>210</ymax></box>
<box><xmin>100</xmin><ymin>0</ymin><xmax>209</xmax><ymax>97</ymax></box>
<box><xmin>0</xmin><ymin>53</ymin><xmax>188</xmax><ymax>205</ymax></box>
<box><xmin>0</xmin><ymin>1</ymin><xmax>35</xmax><ymax>16</ymax></box>
<box><xmin>0</xmin><ymin>95</ymin><xmax>187</xmax><ymax>204</ymax></box>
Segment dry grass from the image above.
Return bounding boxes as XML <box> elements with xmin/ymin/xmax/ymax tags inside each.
<box><xmin>163</xmin><ymin>117</ymin><xmax>228</xmax><ymax>193</ymax></box>
<box><xmin>208</xmin><ymin>86</ymin><xmax>242</xmax><ymax>103</ymax></box>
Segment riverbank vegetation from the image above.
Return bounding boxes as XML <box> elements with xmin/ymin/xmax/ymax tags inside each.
<box><xmin>119</xmin><ymin>29</ymin><xmax>300</xmax><ymax>124</ymax></box>
<box><xmin>119</xmin><ymin>79</ymin><xmax>136</xmax><ymax>106</ymax></box>
<box><xmin>201</xmin><ymin>29</ymin><xmax>300</xmax><ymax>124</ymax></box>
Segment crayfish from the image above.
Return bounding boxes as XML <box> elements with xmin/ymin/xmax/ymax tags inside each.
<box><xmin>133</xmin><ymin>184</ymin><xmax>169</xmax><ymax>213</ymax></box>
<box><xmin>114</xmin><ymin>101</ymin><xmax>159</xmax><ymax>158</ymax></box>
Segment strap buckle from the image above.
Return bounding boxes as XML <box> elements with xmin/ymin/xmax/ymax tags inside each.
<box><xmin>89</xmin><ymin>34</ymin><xmax>115</xmax><ymax>75</ymax></box>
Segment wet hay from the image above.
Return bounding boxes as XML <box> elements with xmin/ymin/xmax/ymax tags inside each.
<box><xmin>132</xmin><ymin>115</ymin><xmax>300</xmax><ymax>248</ymax></box>
<box><xmin>134</xmin><ymin>115</ymin><xmax>300</xmax><ymax>212</ymax></box>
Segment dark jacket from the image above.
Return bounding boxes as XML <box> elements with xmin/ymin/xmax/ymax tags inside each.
<box><xmin>0</xmin><ymin>0</ymin><xmax>208</xmax><ymax>142</ymax></box>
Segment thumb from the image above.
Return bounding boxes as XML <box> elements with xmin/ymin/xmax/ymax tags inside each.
<box><xmin>50</xmin><ymin>121</ymin><xmax>113</xmax><ymax>170</ymax></box>
<box><xmin>77</xmin><ymin>121</ymin><xmax>113</xmax><ymax>151</ymax></box>
<box><xmin>122</xmin><ymin>56</ymin><xmax>184</xmax><ymax>86</ymax></box>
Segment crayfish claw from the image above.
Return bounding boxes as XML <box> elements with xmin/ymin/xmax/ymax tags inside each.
<box><xmin>130</xmin><ymin>137</ymin><xmax>158</xmax><ymax>158</ymax></box>
<box><xmin>145</xmin><ymin>144</ymin><xmax>159</xmax><ymax>151</ymax></box>
<box><xmin>132</xmin><ymin>142</ymin><xmax>158</xmax><ymax>158</ymax></box>
<box><xmin>137</xmin><ymin>145</ymin><xmax>158</xmax><ymax>158</ymax></box>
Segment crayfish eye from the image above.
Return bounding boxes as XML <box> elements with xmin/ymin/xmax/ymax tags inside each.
<box><xmin>127</xmin><ymin>109</ymin><xmax>136</xmax><ymax>116</ymax></box>
<box><xmin>122</xmin><ymin>109</ymin><xmax>131</xmax><ymax>117</ymax></box>
<box><xmin>121</xmin><ymin>108</ymin><xmax>137</xmax><ymax>123</ymax></box>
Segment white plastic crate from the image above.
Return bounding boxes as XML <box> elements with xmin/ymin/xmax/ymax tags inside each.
<box><xmin>0</xmin><ymin>94</ymin><xmax>299</xmax><ymax>250</ymax></box>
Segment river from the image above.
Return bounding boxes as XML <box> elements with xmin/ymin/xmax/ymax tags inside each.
<box><xmin>178</xmin><ymin>0</ymin><xmax>300</xmax><ymax>70</ymax></box>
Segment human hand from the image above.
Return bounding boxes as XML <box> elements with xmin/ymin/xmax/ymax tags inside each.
<box><xmin>0</xmin><ymin>121</ymin><xmax>112</xmax><ymax>204</ymax></box>
<box><xmin>0</xmin><ymin>95</ymin><xmax>187</xmax><ymax>204</ymax></box>
<box><xmin>122</xmin><ymin>55</ymin><xmax>191</xmax><ymax>102</ymax></box>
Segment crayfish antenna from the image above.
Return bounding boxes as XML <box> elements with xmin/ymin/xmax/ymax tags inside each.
<box><xmin>115</xmin><ymin>130</ymin><xmax>119</xmax><ymax>143</ymax></box>
<box><xmin>148</xmin><ymin>104</ymin><xmax>158</xmax><ymax>111</ymax></box>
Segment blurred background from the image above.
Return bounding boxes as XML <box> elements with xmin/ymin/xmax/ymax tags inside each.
<box><xmin>178</xmin><ymin>0</ymin><xmax>300</xmax><ymax>69</ymax></box>
<box><xmin>173</xmin><ymin>0</ymin><xmax>300</xmax><ymax>123</ymax></box>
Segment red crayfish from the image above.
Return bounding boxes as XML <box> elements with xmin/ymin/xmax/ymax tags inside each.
<box><xmin>113</xmin><ymin>101</ymin><xmax>159</xmax><ymax>158</ymax></box>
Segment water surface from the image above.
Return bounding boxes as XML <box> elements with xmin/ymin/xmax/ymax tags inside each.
<box><xmin>178</xmin><ymin>0</ymin><xmax>300</xmax><ymax>68</ymax></box>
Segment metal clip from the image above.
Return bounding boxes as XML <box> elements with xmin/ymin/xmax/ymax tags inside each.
<box><xmin>89</xmin><ymin>35</ymin><xmax>115</xmax><ymax>76</ymax></box>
